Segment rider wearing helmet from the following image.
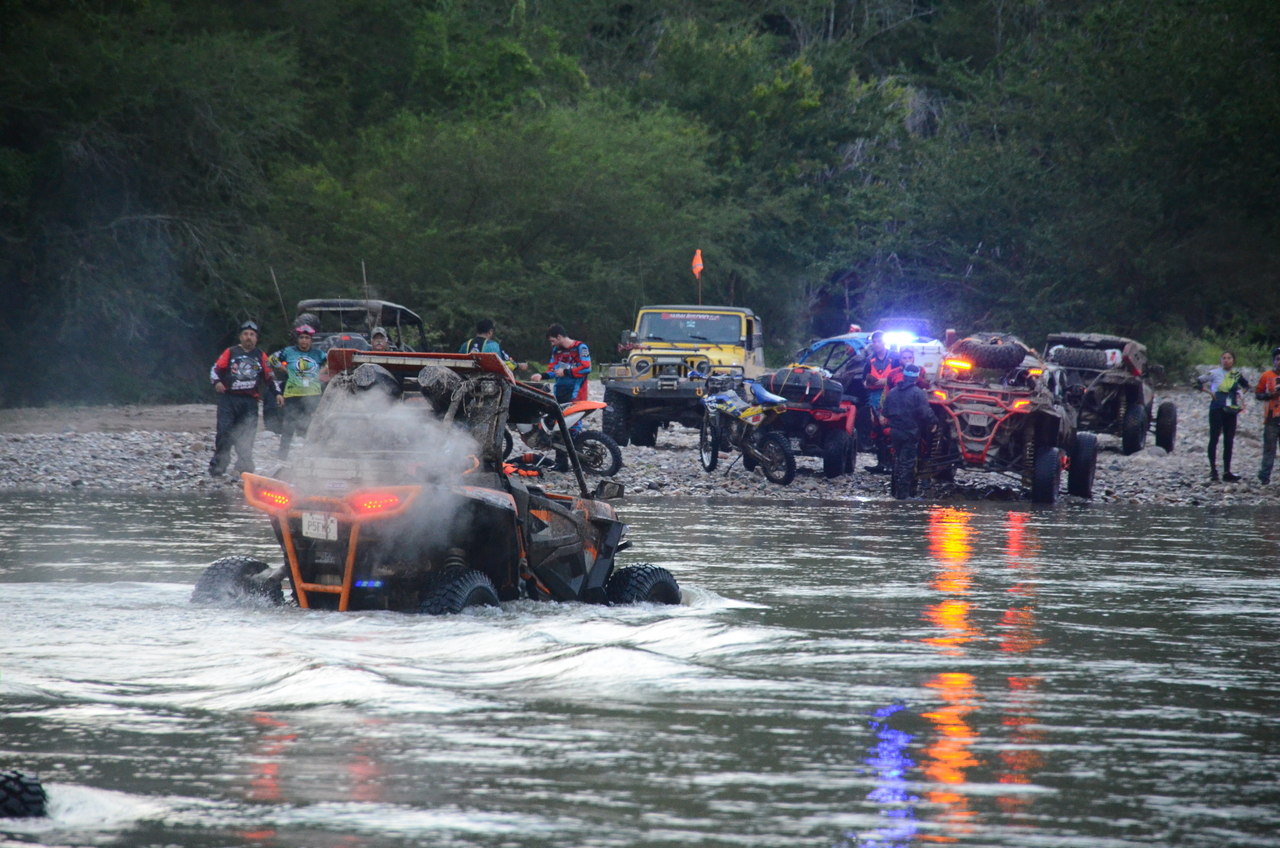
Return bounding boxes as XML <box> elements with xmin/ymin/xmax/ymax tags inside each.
<box><xmin>269</xmin><ymin>324</ymin><xmax>327</xmax><ymax>459</ymax></box>
<box><xmin>209</xmin><ymin>320</ymin><xmax>277</xmax><ymax>476</ymax></box>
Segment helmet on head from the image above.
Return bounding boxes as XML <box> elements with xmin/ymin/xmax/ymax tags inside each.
<box><xmin>294</xmin><ymin>324</ymin><xmax>315</xmax><ymax>336</ymax></box>
<box><xmin>239</xmin><ymin>320</ymin><xmax>259</xmax><ymax>333</ymax></box>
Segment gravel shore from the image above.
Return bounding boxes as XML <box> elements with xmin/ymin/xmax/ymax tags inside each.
<box><xmin>1</xmin><ymin>386</ymin><xmax>1277</xmax><ymax>506</ymax></box>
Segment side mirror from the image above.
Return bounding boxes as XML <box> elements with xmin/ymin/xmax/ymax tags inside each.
<box><xmin>591</xmin><ymin>480</ymin><xmax>625</xmax><ymax>500</ymax></box>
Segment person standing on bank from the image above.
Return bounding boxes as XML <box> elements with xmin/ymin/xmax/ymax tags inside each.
<box><xmin>1254</xmin><ymin>346</ymin><xmax>1280</xmax><ymax>485</ymax></box>
<box><xmin>460</xmin><ymin>318</ymin><xmax>518</xmax><ymax>371</ymax></box>
<box><xmin>209</xmin><ymin>321</ymin><xmax>277</xmax><ymax>477</ymax></box>
<box><xmin>530</xmin><ymin>324</ymin><xmax>591</xmax><ymax>403</ymax></box>
<box><xmin>269</xmin><ymin>324</ymin><xmax>326</xmax><ymax>460</ymax></box>
<box><xmin>882</xmin><ymin>363</ymin><xmax>935</xmax><ymax>499</ymax></box>
<box><xmin>1198</xmin><ymin>350</ymin><xmax>1250</xmax><ymax>482</ymax></box>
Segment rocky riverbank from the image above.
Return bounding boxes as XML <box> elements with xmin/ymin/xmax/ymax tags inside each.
<box><xmin>1</xmin><ymin>387</ymin><xmax>1276</xmax><ymax>506</ymax></box>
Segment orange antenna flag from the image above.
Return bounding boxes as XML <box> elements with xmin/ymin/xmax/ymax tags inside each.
<box><xmin>691</xmin><ymin>249</ymin><xmax>704</xmax><ymax>280</ymax></box>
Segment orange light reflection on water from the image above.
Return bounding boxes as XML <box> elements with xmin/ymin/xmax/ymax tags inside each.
<box><xmin>918</xmin><ymin>672</ymin><xmax>981</xmax><ymax>842</ymax></box>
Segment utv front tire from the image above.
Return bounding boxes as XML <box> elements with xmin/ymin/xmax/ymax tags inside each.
<box><xmin>0</xmin><ymin>770</ymin><xmax>46</xmax><ymax>818</ymax></box>
<box><xmin>419</xmin><ymin>569</ymin><xmax>500</xmax><ymax>615</ymax></box>
<box><xmin>1121</xmin><ymin>403</ymin><xmax>1148</xmax><ymax>455</ymax></box>
<box><xmin>191</xmin><ymin>556</ymin><xmax>284</xmax><ymax>606</ymax></box>
<box><xmin>574</xmin><ymin>430</ymin><xmax>623</xmax><ymax>476</ymax></box>
<box><xmin>823</xmin><ymin>430</ymin><xmax>853</xmax><ymax>479</ymax></box>
<box><xmin>606</xmin><ymin>564</ymin><xmax>681</xmax><ymax>605</ymax></box>
<box><xmin>1068</xmin><ymin>433</ymin><xmax>1098</xmax><ymax>498</ymax></box>
<box><xmin>1155</xmin><ymin>401</ymin><xmax>1177</xmax><ymax>452</ymax></box>
<box><xmin>1031</xmin><ymin>447</ymin><xmax>1063</xmax><ymax>504</ymax></box>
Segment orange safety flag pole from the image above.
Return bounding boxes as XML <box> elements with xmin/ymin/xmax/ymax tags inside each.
<box><xmin>691</xmin><ymin>249</ymin><xmax>704</xmax><ymax>305</ymax></box>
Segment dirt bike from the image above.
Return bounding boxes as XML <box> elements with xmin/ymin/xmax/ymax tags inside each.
<box><xmin>697</xmin><ymin>376</ymin><xmax>796</xmax><ymax>485</ymax></box>
<box><xmin>507</xmin><ymin>397</ymin><xmax>624</xmax><ymax>477</ymax></box>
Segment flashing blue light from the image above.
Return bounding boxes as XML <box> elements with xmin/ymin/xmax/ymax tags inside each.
<box><xmin>354</xmin><ymin>580</ymin><xmax>384</xmax><ymax>589</ymax></box>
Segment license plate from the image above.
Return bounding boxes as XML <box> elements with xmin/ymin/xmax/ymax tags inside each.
<box><xmin>301</xmin><ymin>511</ymin><xmax>339</xmax><ymax>541</ymax></box>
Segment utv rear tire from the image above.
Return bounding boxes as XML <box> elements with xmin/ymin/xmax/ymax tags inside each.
<box><xmin>699</xmin><ymin>415</ymin><xmax>719</xmax><ymax>472</ymax></box>
<box><xmin>574</xmin><ymin>430</ymin><xmax>623</xmax><ymax>476</ymax></box>
<box><xmin>191</xmin><ymin>556</ymin><xmax>284</xmax><ymax>606</ymax></box>
<box><xmin>606</xmin><ymin>564</ymin><xmax>681</xmax><ymax>605</ymax></box>
<box><xmin>602</xmin><ymin>391</ymin><xmax>631</xmax><ymax>447</ymax></box>
<box><xmin>950</xmin><ymin>337</ymin><xmax>1028</xmax><ymax>370</ymax></box>
<box><xmin>823</xmin><ymin>430</ymin><xmax>853</xmax><ymax>479</ymax></box>
<box><xmin>1031</xmin><ymin>447</ymin><xmax>1062</xmax><ymax>504</ymax></box>
<box><xmin>1068</xmin><ymin>433</ymin><xmax>1098</xmax><ymax>498</ymax></box>
<box><xmin>419</xmin><ymin>569</ymin><xmax>500</xmax><ymax>615</ymax></box>
<box><xmin>0</xmin><ymin>770</ymin><xmax>46</xmax><ymax>818</ymax></box>
<box><xmin>1155</xmin><ymin>401</ymin><xmax>1177</xmax><ymax>452</ymax></box>
<box><xmin>1047</xmin><ymin>346</ymin><xmax>1111</xmax><ymax>370</ymax></box>
<box><xmin>758</xmin><ymin>432</ymin><xmax>796</xmax><ymax>486</ymax></box>
<box><xmin>1121</xmin><ymin>403</ymin><xmax>1148</xmax><ymax>455</ymax></box>
<box><xmin>629</xmin><ymin>420</ymin><xmax>660</xmax><ymax>448</ymax></box>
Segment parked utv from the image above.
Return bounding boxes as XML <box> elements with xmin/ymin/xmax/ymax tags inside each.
<box><xmin>293</xmin><ymin>299</ymin><xmax>426</xmax><ymax>353</ymax></box>
<box><xmin>755</xmin><ymin>364</ymin><xmax>856</xmax><ymax>478</ymax></box>
<box><xmin>1044</xmin><ymin>332</ymin><xmax>1175</xmax><ymax>454</ymax></box>
<box><xmin>191</xmin><ymin>349</ymin><xmax>679</xmax><ymax>614</ymax></box>
<box><xmin>916</xmin><ymin>334</ymin><xmax>1097</xmax><ymax>503</ymax></box>
<box><xmin>602</xmin><ymin>306</ymin><xmax>767</xmax><ymax>447</ymax></box>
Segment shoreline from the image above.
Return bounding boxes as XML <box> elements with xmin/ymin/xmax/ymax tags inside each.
<box><xmin>1</xmin><ymin>387</ymin><xmax>1277</xmax><ymax>506</ymax></box>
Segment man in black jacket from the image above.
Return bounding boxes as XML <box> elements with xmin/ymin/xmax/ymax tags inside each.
<box><xmin>881</xmin><ymin>364</ymin><xmax>935</xmax><ymax>499</ymax></box>
<box><xmin>208</xmin><ymin>321</ymin><xmax>278</xmax><ymax>477</ymax></box>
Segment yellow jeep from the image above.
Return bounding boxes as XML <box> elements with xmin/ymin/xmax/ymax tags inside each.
<box><xmin>602</xmin><ymin>305</ymin><xmax>765</xmax><ymax>446</ymax></box>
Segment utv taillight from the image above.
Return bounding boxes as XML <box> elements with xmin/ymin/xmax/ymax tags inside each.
<box><xmin>244</xmin><ymin>478</ymin><xmax>294</xmax><ymax>511</ymax></box>
<box><xmin>348</xmin><ymin>491</ymin><xmax>403</xmax><ymax>515</ymax></box>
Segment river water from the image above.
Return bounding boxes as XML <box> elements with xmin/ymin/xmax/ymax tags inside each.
<box><xmin>1</xmin><ymin>492</ymin><xmax>1279</xmax><ymax>847</ymax></box>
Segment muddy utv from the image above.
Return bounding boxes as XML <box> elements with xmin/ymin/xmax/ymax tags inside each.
<box><xmin>191</xmin><ymin>349</ymin><xmax>680</xmax><ymax>614</ymax></box>
<box><xmin>916</xmin><ymin>334</ymin><xmax>1097</xmax><ymax>503</ymax></box>
<box><xmin>1044</xmin><ymin>332</ymin><xmax>1175</xmax><ymax>454</ymax></box>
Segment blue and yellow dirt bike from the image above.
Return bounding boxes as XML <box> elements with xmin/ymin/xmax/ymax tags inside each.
<box><xmin>697</xmin><ymin>375</ymin><xmax>796</xmax><ymax>486</ymax></box>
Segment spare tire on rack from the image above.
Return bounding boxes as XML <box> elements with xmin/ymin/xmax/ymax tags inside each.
<box><xmin>757</xmin><ymin>367</ymin><xmax>845</xmax><ymax>409</ymax></box>
<box><xmin>1047</xmin><ymin>346</ymin><xmax>1112</xmax><ymax>370</ymax></box>
<box><xmin>949</xmin><ymin>335</ymin><xmax>1031</xmax><ymax>371</ymax></box>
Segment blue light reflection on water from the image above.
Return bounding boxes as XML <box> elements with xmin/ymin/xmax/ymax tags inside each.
<box><xmin>840</xmin><ymin>704</ymin><xmax>918</xmax><ymax>848</ymax></box>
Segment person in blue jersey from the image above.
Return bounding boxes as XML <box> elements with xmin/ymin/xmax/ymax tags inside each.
<box><xmin>459</xmin><ymin>318</ymin><xmax>518</xmax><ymax>371</ymax></box>
<box><xmin>530</xmin><ymin>323</ymin><xmax>591</xmax><ymax>404</ymax></box>
<box><xmin>269</xmin><ymin>324</ymin><xmax>326</xmax><ymax>460</ymax></box>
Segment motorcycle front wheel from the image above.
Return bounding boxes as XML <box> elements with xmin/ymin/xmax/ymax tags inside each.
<box><xmin>699</xmin><ymin>414</ymin><xmax>719</xmax><ymax>472</ymax></box>
<box><xmin>573</xmin><ymin>430</ymin><xmax>623</xmax><ymax>476</ymax></box>
<box><xmin>757</xmin><ymin>432</ymin><xmax>796</xmax><ymax>485</ymax></box>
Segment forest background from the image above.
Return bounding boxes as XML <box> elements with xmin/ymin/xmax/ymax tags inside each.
<box><xmin>1</xmin><ymin>0</ymin><xmax>1276</xmax><ymax>404</ymax></box>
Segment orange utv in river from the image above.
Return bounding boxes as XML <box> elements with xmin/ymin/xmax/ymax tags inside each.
<box><xmin>191</xmin><ymin>350</ymin><xmax>680</xmax><ymax>614</ymax></box>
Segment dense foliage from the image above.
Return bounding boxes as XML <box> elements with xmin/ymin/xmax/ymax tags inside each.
<box><xmin>1</xmin><ymin>0</ymin><xmax>1276</xmax><ymax>404</ymax></box>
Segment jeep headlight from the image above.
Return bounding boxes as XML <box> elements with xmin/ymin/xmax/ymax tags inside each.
<box><xmin>686</xmin><ymin>356</ymin><xmax>711</xmax><ymax>374</ymax></box>
<box><xmin>632</xmin><ymin>357</ymin><xmax>653</xmax><ymax>376</ymax></box>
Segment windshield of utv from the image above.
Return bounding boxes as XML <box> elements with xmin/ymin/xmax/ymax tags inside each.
<box><xmin>637</xmin><ymin>312</ymin><xmax>742</xmax><ymax>344</ymax></box>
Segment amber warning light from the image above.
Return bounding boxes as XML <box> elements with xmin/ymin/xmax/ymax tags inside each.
<box><xmin>944</xmin><ymin>359</ymin><xmax>973</xmax><ymax>370</ymax></box>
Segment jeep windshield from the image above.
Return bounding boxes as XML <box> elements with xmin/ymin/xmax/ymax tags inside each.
<box><xmin>637</xmin><ymin>312</ymin><xmax>741</xmax><ymax>344</ymax></box>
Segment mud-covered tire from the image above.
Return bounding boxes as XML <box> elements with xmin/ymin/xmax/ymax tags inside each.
<box><xmin>190</xmin><ymin>556</ymin><xmax>284</xmax><ymax>606</ymax></box>
<box><xmin>0</xmin><ymin>770</ymin><xmax>46</xmax><ymax>818</ymax></box>
<box><xmin>602</xmin><ymin>390</ymin><xmax>630</xmax><ymax>447</ymax></box>
<box><xmin>1121</xmin><ymin>403</ymin><xmax>1148</xmax><ymax>455</ymax></box>
<box><xmin>605</xmin><ymin>564</ymin><xmax>681</xmax><ymax>605</ymax></box>
<box><xmin>1068</xmin><ymin>433</ymin><xmax>1098</xmax><ymax>498</ymax></box>
<box><xmin>574</xmin><ymin>430</ymin><xmax>623</xmax><ymax>476</ymax></box>
<box><xmin>1031</xmin><ymin>446</ymin><xmax>1062</xmax><ymax>504</ymax></box>
<box><xmin>823</xmin><ymin>430</ymin><xmax>853</xmax><ymax>479</ymax></box>
<box><xmin>629</xmin><ymin>420</ymin><xmax>659</xmax><ymax>447</ymax></box>
<box><xmin>951</xmin><ymin>337</ymin><xmax>1029</xmax><ymax>370</ymax></box>
<box><xmin>1047</xmin><ymin>346</ymin><xmax>1111</xmax><ymax>369</ymax></box>
<box><xmin>1155</xmin><ymin>401</ymin><xmax>1177</xmax><ymax>452</ymax></box>
<box><xmin>418</xmin><ymin>568</ymin><xmax>500</xmax><ymax>615</ymax></box>
<box><xmin>758</xmin><ymin>432</ymin><xmax>796</xmax><ymax>485</ymax></box>
<box><xmin>698</xmin><ymin>414</ymin><xmax>719</xmax><ymax>472</ymax></box>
